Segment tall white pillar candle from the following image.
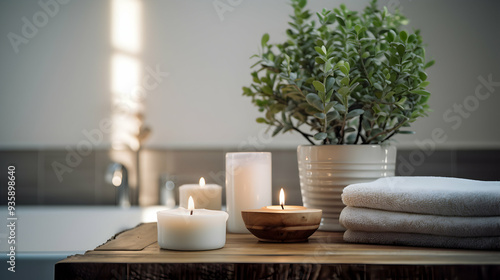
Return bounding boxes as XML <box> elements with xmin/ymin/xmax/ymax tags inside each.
<box><xmin>179</xmin><ymin>177</ymin><xmax>222</xmax><ymax>210</ymax></box>
<box><xmin>226</xmin><ymin>152</ymin><xmax>272</xmax><ymax>233</ymax></box>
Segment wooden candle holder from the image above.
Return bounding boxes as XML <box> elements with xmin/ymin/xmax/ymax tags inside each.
<box><xmin>241</xmin><ymin>208</ymin><xmax>322</xmax><ymax>242</ymax></box>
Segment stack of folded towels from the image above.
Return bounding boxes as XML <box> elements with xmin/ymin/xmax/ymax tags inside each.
<box><xmin>339</xmin><ymin>176</ymin><xmax>500</xmax><ymax>250</ymax></box>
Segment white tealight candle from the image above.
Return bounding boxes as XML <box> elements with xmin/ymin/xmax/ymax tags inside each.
<box><xmin>179</xmin><ymin>177</ymin><xmax>222</xmax><ymax>210</ymax></box>
<box><xmin>157</xmin><ymin>196</ymin><xmax>229</xmax><ymax>251</ymax></box>
<box><xmin>261</xmin><ymin>188</ymin><xmax>308</xmax><ymax>211</ymax></box>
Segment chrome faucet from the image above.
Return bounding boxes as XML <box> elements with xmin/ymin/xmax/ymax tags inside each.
<box><xmin>106</xmin><ymin>163</ymin><xmax>130</xmax><ymax>208</ymax></box>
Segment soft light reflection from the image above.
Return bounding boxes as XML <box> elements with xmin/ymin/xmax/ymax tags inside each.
<box><xmin>110</xmin><ymin>0</ymin><xmax>142</xmax><ymax>151</ymax></box>
<box><xmin>111</xmin><ymin>54</ymin><xmax>140</xmax><ymax>95</ymax></box>
<box><xmin>199</xmin><ymin>177</ymin><xmax>205</xmax><ymax>187</ymax></box>
<box><xmin>112</xmin><ymin>169</ymin><xmax>123</xmax><ymax>186</ymax></box>
<box><xmin>112</xmin><ymin>0</ymin><xmax>141</xmax><ymax>53</ymax></box>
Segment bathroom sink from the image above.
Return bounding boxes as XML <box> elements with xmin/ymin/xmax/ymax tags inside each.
<box><xmin>0</xmin><ymin>205</ymin><xmax>171</xmax><ymax>280</ymax></box>
<box><xmin>0</xmin><ymin>205</ymin><xmax>169</xmax><ymax>253</ymax></box>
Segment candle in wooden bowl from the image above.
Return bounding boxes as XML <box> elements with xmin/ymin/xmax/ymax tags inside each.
<box><xmin>241</xmin><ymin>188</ymin><xmax>322</xmax><ymax>242</ymax></box>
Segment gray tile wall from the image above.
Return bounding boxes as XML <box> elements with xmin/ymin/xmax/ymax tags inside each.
<box><xmin>1</xmin><ymin>149</ymin><xmax>499</xmax><ymax>206</ymax></box>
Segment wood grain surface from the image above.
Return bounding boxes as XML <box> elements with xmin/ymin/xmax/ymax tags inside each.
<box><xmin>55</xmin><ymin>222</ymin><xmax>500</xmax><ymax>280</ymax></box>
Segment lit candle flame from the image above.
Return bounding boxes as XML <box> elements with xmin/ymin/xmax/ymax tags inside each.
<box><xmin>199</xmin><ymin>177</ymin><xmax>205</xmax><ymax>187</ymax></box>
<box><xmin>280</xmin><ymin>188</ymin><xmax>285</xmax><ymax>210</ymax></box>
<box><xmin>188</xmin><ymin>196</ymin><xmax>194</xmax><ymax>215</ymax></box>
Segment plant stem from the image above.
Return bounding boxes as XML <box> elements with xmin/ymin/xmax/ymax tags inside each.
<box><xmin>292</xmin><ymin>126</ymin><xmax>315</xmax><ymax>145</ymax></box>
<box><xmin>358</xmin><ymin>45</ymin><xmax>372</xmax><ymax>87</ymax></box>
<box><xmin>382</xmin><ymin>107</ymin><xmax>393</xmax><ymax>131</ymax></box>
<box><xmin>366</xmin><ymin>120</ymin><xmax>406</xmax><ymax>143</ymax></box>
<box><xmin>355</xmin><ymin>114</ymin><xmax>363</xmax><ymax>144</ymax></box>
<box><xmin>381</xmin><ymin>130</ymin><xmax>398</xmax><ymax>142</ymax></box>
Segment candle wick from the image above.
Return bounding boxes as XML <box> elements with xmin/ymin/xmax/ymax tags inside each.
<box><xmin>190</xmin><ymin>210</ymin><xmax>193</xmax><ymax>215</ymax></box>
<box><xmin>281</xmin><ymin>204</ymin><xmax>284</xmax><ymax>210</ymax></box>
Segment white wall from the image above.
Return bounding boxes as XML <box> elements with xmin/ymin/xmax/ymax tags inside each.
<box><xmin>1</xmin><ymin>0</ymin><xmax>499</xmax><ymax>149</ymax></box>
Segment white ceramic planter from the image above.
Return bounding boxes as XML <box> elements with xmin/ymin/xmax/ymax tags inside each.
<box><xmin>297</xmin><ymin>145</ymin><xmax>397</xmax><ymax>231</ymax></box>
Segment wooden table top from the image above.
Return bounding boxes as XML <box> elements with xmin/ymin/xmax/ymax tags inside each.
<box><xmin>56</xmin><ymin>222</ymin><xmax>500</xmax><ymax>280</ymax></box>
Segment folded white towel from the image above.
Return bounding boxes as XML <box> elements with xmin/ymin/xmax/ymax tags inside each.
<box><xmin>339</xmin><ymin>206</ymin><xmax>500</xmax><ymax>237</ymax></box>
<box><xmin>342</xmin><ymin>177</ymin><xmax>500</xmax><ymax>216</ymax></box>
<box><xmin>344</xmin><ymin>230</ymin><xmax>500</xmax><ymax>250</ymax></box>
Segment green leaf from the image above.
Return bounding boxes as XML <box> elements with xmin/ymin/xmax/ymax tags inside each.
<box><xmin>389</xmin><ymin>55</ymin><xmax>399</xmax><ymax>66</ymax></box>
<box><xmin>324</xmin><ymin>60</ymin><xmax>333</xmax><ymax>73</ymax></box>
<box><xmin>338</xmin><ymin>86</ymin><xmax>350</xmax><ymax>96</ymax></box>
<box><xmin>315</xmin><ymin>57</ymin><xmax>325</xmax><ymax>64</ymax></box>
<box><xmin>397</xmin><ymin>130</ymin><xmax>415</xmax><ymax>134</ymax></box>
<box><xmin>408</xmin><ymin>34</ymin><xmax>416</xmax><ymax>43</ymax></box>
<box><xmin>354</xmin><ymin>24</ymin><xmax>361</xmax><ymax>34</ymax></box>
<box><xmin>313</xmin><ymin>132</ymin><xmax>328</xmax><ymax>140</ymax></box>
<box><xmin>272</xmin><ymin>125</ymin><xmax>283</xmax><ymax>136</ymax></box>
<box><xmin>418</xmin><ymin>71</ymin><xmax>428</xmax><ymax>81</ymax></box>
<box><xmin>314</xmin><ymin>47</ymin><xmax>326</xmax><ymax>55</ymax></box>
<box><xmin>326</xmin><ymin>110</ymin><xmax>340</xmax><ymax>122</ymax></box>
<box><xmin>297</xmin><ymin>0</ymin><xmax>307</xmax><ymax>8</ymax></box>
<box><xmin>325</xmin><ymin>88</ymin><xmax>334</xmax><ymax>102</ymax></box>
<box><xmin>334</xmin><ymin>103</ymin><xmax>346</xmax><ymax>113</ymax></box>
<box><xmin>262</xmin><ymin>85</ymin><xmax>273</xmax><ymax>95</ymax></box>
<box><xmin>339</xmin><ymin>65</ymin><xmax>349</xmax><ymax>75</ymax></box>
<box><xmin>419</xmin><ymin>81</ymin><xmax>430</xmax><ymax>87</ymax></box>
<box><xmin>384</xmin><ymin>91</ymin><xmax>395</xmax><ymax>100</ymax></box>
<box><xmin>340</xmin><ymin>76</ymin><xmax>350</xmax><ymax>86</ymax></box>
<box><xmin>395</xmin><ymin>97</ymin><xmax>407</xmax><ymax>110</ymax></box>
<box><xmin>335</xmin><ymin>15</ymin><xmax>345</xmax><ymax>27</ymax></box>
<box><xmin>386</xmin><ymin>30</ymin><xmax>396</xmax><ymax>42</ymax></box>
<box><xmin>312</xmin><ymin>81</ymin><xmax>326</xmax><ymax>93</ymax></box>
<box><xmin>373</xmin><ymin>83</ymin><xmax>383</xmax><ymax>91</ymax></box>
<box><xmin>344</xmin><ymin>127</ymin><xmax>356</xmax><ymax>133</ymax></box>
<box><xmin>349</xmin><ymin>82</ymin><xmax>360</xmax><ymax>92</ymax></box>
<box><xmin>306</xmin><ymin>93</ymin><xmax>324</xmax><ymax>110</ymax></box>
<box><xmin>314</xmin><ymin>46</ymin><xmax>326</xmax><ymax>56</ymax></box>
<box><xmin>256</xmin><ymin>117</ymin><xmax>267</xmax><ymax>123</ymax></box>
<box><xmin>270</xmin><ymin>103</ymin><xmax>286</xmax><ymax>113</ymax></box>
<box><xmin>326</xmin><ymin>76</ymin><xmax>335</xmax><ymax>91</ymax></box>
<box><xmin>397</xmin><ymin>44</ymin><xmax>406</xmax><ymax>57</ymax></box>
<box><xmin>314</xmin><ymin>112</ymin><xmax>326</xmax><ymax>119</ymax></box>
<box><xmin>346</xmin><ymin>109</ymin><xmax>364</xmax><ymax>119</ymax></box>
<box><xmin>399</xmin><ymin>30</ymin><xmax>408</xmax><ymax>42</ymax></box>
<box><xmin>261</xmin><ymin>33</ymin><xmax>270</xmax><ymax>48</ymax></box>
<box><xmin>424</xmin><ymin>60</ymin><xmax>435</xmax><ymax>69</ymax></box>
<box><xmin>410</xmin><ymin>89</ymin><xmax>430</xmax><ymax>96</ymax></box>
<box><xmin>292</xmin><ymin>111</ymin><xmax>307</xmax><ymax>123</ymax></box>
<box><xmin>344</xmin><ymin>61</ymin><xmax>350</xmax><ymax>72</ymax></box>
<box><xmin>325</xmin><ymin>101</ymin><xmax>336</xmax><ymax>112</ymax></box>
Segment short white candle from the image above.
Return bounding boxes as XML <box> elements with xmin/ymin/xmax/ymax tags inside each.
<box><xmin>179</xmin><ymin>177</ymin><xmax>222</xmax><ymax>210</ymax></box>
<box><xmin>226</xmin><ymin>152</ymin><xmax>272</xmax><ymax>233</ymax></box>
<box><xmin>157</xmin><ymin>196</ymin><xmax>229</xmax><ymax>251</ymax></box>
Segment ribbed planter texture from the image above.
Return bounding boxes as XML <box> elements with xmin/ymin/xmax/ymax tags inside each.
<box><xmin>297</xmin><ymin>145</ymin><xmax>397</xmax><ymax>231</ymax></box>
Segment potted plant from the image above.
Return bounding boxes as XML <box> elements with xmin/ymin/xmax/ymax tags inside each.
<box><xmin>243</xmin><ymin>0</ymin><xmax>434</xmax><ymax>230</ymax></box>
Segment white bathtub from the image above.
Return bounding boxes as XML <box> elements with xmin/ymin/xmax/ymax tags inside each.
<box><xmin>0</xmin><ymin>206</ymin><xmax>170</xmax><ymax>280</ymax></box>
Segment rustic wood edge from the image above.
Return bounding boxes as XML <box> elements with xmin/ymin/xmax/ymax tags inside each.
<box><xmin>55</xmin><ymin>262</ymin><xmax>500</xmax><ymax>280</ymax></box>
